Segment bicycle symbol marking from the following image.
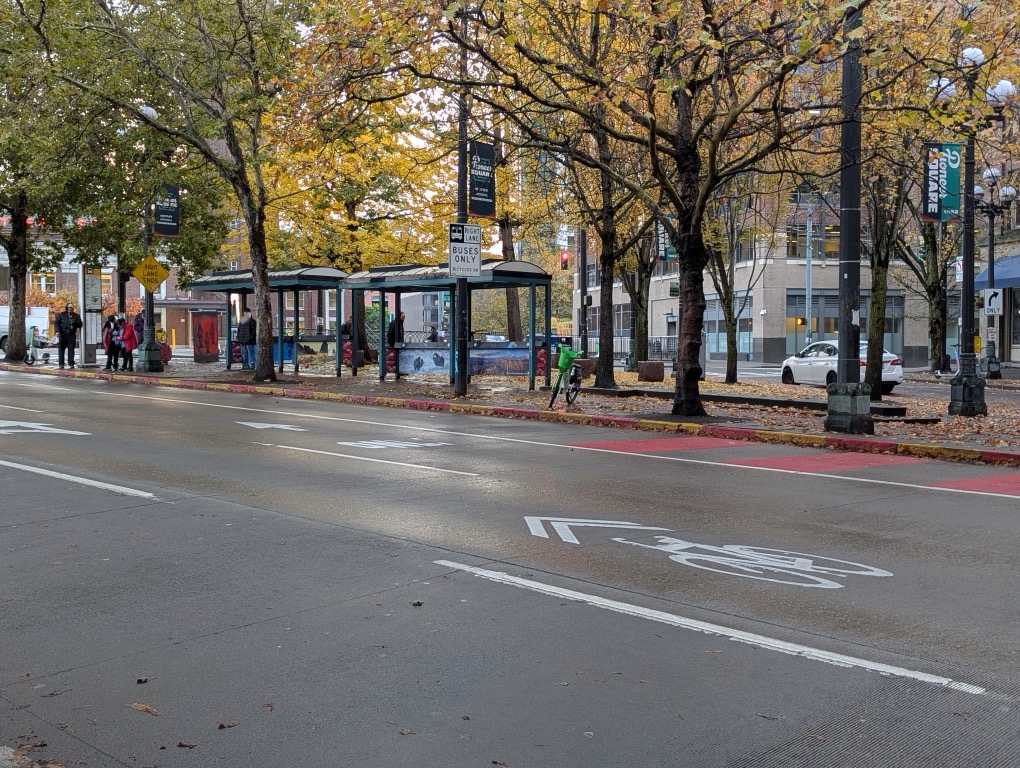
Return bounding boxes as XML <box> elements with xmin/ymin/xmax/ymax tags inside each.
<box><xmin>612</xmin><ymin>535</ymin><xmax>893</xmax><ymax>589</ymax></box>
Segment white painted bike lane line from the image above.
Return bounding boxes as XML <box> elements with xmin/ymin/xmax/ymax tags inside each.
<box><xmin>434</xmin><ymin>559</ymin><xmax>987</xmax><ymax>696</ymax></box>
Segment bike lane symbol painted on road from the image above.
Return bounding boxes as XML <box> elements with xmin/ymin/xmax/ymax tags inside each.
<box><xmin>526</xmin><ymin>517</ymin><xmax>892</xmax><ymax>588</ymax></box>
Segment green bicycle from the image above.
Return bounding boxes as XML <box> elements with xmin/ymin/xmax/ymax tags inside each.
<box><xmin>548</xmin><ymin>343</ymin><xmax>583</xmax><ymax>408</ymax></box>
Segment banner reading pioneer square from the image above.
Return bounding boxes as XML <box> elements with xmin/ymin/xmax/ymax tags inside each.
<box><xmin>468</xmin><ymin>141</ymin><xmax>496</xmax><ymax>218</ymax></box>
<box><xmin>921</xmin><ymin>142</ymin><xmax>961</xmax><ymax>223</ymax></box>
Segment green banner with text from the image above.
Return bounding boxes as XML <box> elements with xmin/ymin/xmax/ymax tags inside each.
<box><xmin>922</xmin><ymin>143</ymin><xmax>961</xmax><ymax>223</ymax></box>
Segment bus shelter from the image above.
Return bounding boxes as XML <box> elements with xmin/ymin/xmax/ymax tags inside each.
<box><xmin>342</xmin><ymin>259</ymin><xmax>553</xmax><ymax>390</ymax></box>
<box><xmin>185</xmin><ymin>266</ymin><xmax>348</xmax><ymax>373</ymax></box>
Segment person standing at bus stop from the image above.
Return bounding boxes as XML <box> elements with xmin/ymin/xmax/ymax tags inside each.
<box><xmin>387</xmin><ymin>311</ymin><xmax>405</xmax><ymax>347</ymax></box>
<box><xmin>55</xmin><ymin>303</ymin><xmax>83</xmax><ymax>369</ymax></box>
<box><xmin>236</xmin><ymin>307</ymin><xmax>257</xmax><ymax>370</ymax></box>
<box><xmin>118</xmin><ymin>316</ymin><xmax>138</xmax><ymax>371</ymax></box>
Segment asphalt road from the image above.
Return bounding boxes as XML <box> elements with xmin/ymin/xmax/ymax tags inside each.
<box><xmin>2</xmin><ymin>369</ymin><xmax>1020</xmax><ymax>767</ymax></box>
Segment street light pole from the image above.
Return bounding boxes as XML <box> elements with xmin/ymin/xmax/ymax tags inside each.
<box><xmin>945</xmin><ymin>51</ymin><xmax>1015</xmax><ymax>414</ymax></box>
<box><xmin>453</xmin><ymin>6</ymin><xmax>470</xmax><ymax>397</ymax></box>
<box><xmin>824</xmin><ymin>0</ymin><xmax>873</xmax><ymax>434</ymax></box>
<box><xmin>975</xmin><ymin>171</ymin><xmax>1015</xmax><ymax>380</ymax></box>
<box><xmin>132</xmin><ymin>104</ymin><xmax>164</xmax><ymax>374</ymax></box>
<box><xmin>805</xmin><ymin>197</ymin><xmax>814</xmax><ymax>345</ymax></box>
<box><xmin>948</xmin><ymin>112</ymin><xmax>985</xmax><ymax>414</ymax></box>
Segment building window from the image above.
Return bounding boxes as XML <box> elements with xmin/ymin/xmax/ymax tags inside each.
<box><xmin>786</xmin><ymin>225</ymin><xmax>838</xmax><ymax>260</ymax></box>
<box><xmin>613</xmin><ymin>303</ymin><xmax>632</xmax><ymax>337</ymax></box>
<box><xmin>34</xmin><ymin>272</ymin><xmax>55</xmax><ymax>294</ymax></box>
<box><xmin>704</xmin><ymin>294</ymin><xmax>753</xmax><ymax>356</ymax></box>
<box><xmin>733</xmin><ymin>234</ymin><xmax>756</xmax><ymax>263</ymax></box>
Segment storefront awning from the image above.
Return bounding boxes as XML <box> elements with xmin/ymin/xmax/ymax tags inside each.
<box><xmin>976</xmin><ymin>255</ymin><xmax>1020</xmax><ymax>290</ymax></box>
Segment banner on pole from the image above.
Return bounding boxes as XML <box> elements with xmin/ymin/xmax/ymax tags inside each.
<box><xmin>921</xmin><ymin>143</ymin><xmax>961</xmax><ymax>223</ymax></box>
<box><xmin>154</xmin><ymin>184</ymin><xmax>181</xmax><ymax>237</ymax></box>
<box><xmin>468</xmin><ymin>141</ymin><xmax>496</xmax><ymax>218</ymax></box>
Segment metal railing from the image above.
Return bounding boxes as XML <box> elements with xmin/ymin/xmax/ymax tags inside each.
<box><xmin>566</xmin><ymin>335</ymin><xmax>678</xmax><ymax>363</ymax></box>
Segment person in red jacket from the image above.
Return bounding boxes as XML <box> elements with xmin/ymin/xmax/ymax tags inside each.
<box><xmin>118</xmin><ymin>316</ymin><xmax>138</xmax><ymax>371</ymax></box>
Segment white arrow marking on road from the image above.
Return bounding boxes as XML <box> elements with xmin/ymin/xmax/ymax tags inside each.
<box><xmin>525</xmin><ymin>516</ymin><xmax>671</xmax><ymax>545</ymax></box>
<box><xmin>236</xmin><ymin>421</ymin><xmax>307</xmax><ymax>431</ymax></box>
<box><xmin>0</xmin><ymin>420</ymin><xmax>90</xmax><ymax>436</ymax></box>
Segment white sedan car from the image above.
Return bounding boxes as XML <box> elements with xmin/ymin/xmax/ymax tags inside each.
<box><xmin>781</xmin><ymin>342</ymin><xmax>903</xmax><ymax>394</ymax></box>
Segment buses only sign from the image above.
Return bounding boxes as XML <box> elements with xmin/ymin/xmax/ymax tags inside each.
<box><xmin>448</xmin><ymin>223</ymin><xmax>481</xmax><ymax>277</ymax></box>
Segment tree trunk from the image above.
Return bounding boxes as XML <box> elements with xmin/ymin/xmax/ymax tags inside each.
<box><xmin>2</xmin><ymin>191</ymin><xmax>30</xmax><ymax>361</ymax></box>
<box><xmin>672</xmin><ymin>246</ymin><xmax>708</xmax><ymax>416</ymax></box>
<box><xmin>233</xmin><ymin>177</ymin><xmax>276</xmax><ymax>383</ymax></box>
<box><xmin>632</xmin><ymin>287</ymin><xmax>648</xmax><ymax>364</ymax></box>
<box><xmin>724</xmin><ymin>308</ymin><xmax>738</xmax><ymax>384</ymax></box>
<box><xmin>594</xmin><ymin>246</ymin><xmax>616</xmax><ymax>387</ymax></box>
<box><xmin>866</xmin><ymin>262</ymin><xmax>888</xmax><ymax>400</ymax></box>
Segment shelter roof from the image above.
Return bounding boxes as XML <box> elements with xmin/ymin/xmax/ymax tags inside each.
<box><xmin>186</xmin><ymin>266</ymin><xmax>348</xmax><ymax>295</ymax></box>
<box><xmin>343</xmin><ymin>259</ymin><xmax>550</xmax><ymax>291</ymax></box>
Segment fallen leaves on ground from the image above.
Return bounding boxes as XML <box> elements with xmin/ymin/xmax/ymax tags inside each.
<box><xmin>167</xmin><ymin>360</ymin><xmax>1020</xmax><ymax>451</ymax></box>
<box><xmin>129</xmin><ymin>702</ymin><xmax>160</xmax><ymax>716</ymax></box>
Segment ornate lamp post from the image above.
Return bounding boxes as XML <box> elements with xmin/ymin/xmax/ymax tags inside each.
<box><xmin>975</xmin><ymin>167</ymin><xmax>1016</xmax><ymax>380</ymax></box>
<box><xmin>933</xmin><ymin>51</ymin><xmax>1014</xmax><ymax>415</ymax></box>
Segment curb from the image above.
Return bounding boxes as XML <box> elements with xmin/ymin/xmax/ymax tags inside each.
<box><xmin>4</xmin><ymin>362</ymin><xmax>1019</xmax><ymax>468</ymax></box>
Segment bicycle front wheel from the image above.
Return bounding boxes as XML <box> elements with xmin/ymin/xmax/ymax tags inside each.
<box><xmin>565</xmin><ymin>380</ymin><xmax>580</xmax><ymax>404</ymax></box>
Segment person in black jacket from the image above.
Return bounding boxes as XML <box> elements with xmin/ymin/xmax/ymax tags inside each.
<box><xmin>236</xmin><ymin>308</ymin><xmax>257</xmax><ymax>369</ymax></box>
<box><xmin>55</xmin><ymin>303</ymin><xmax>83</xmax><ymax>369</ymax></box>
<box><xmin>386</xmin><ymin>311</ymin><xmax>405</xmax><ymax>347</ymax></box>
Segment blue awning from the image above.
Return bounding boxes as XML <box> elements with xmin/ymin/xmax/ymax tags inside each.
<box><xmin>975</xmin><ymin>255</ymin><xmax>1020</xmax><ymax>290</ymax></box>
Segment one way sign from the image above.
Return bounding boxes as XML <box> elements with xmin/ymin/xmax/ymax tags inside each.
<box><xmin>984</xmin><ymin>289</ymin><xmax>1003</xmax><ymax>316</ymax></box>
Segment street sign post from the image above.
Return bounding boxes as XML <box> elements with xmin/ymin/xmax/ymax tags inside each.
<box><xmin>448</xmin><ymin>223</ymin><xmax>481</xmax><ymax>277</ymax></box>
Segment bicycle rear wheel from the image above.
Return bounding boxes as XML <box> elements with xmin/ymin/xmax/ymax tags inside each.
<box><xmin>548</xmin><ymin>372</ymin><xmax>563</xmax><ymax>408</ymax></box>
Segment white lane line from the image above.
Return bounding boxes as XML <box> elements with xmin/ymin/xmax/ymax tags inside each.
<box><xmin>435</xmin><ymin>559</ymin><xmax>986</xmax><ymax>696</ymax></box>
<box><xmin>275</xmin><ymin>444</ymin><xmax>478</xmax><ymax>476</ymax></box>
<box><xmin>0</xmin><ymin>459</ymin><xmax>157</xmax><ymax>499</ymax></box>
<box><xmin>0</xmin><ymin>404</ymin><xmax>44</xmax><ymax>412</ymax></box>
<box><xmin>63</xmin><ymin>389</ymin><xmax>1019</xmax><ymax>500</ymax></box>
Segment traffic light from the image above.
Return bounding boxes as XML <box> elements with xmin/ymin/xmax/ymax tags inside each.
<box><xmin>560</xmin><ymin>249</ymin><xmax>570</xmax><ymax>270</ymax></box>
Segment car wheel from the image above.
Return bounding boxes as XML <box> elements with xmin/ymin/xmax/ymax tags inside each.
<box><xmin>781</xmin><ymin>367</ymin><xmax>795</xmax><ymax>385</ymax></box>
<box><xmin>881</xmin><ymin>382</ymin><xmax>896</xmax><ymax>395</ymax></box>
<box><xmin>826</xmin><ymin>371</ymin><xmax>837</xmax><ymax>386</ymax></box>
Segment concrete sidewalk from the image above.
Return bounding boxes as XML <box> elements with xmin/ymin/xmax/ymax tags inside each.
<box><xmin>3</xmin><ymin>357</ymin><xmax>1019</xmax><ymax>468</ymax></box>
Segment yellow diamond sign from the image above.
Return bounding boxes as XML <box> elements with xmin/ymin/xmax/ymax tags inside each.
<box><xmin>133</xmin><ymin>255</ymin><xmax>169</xmax><ymax>294</ymax></box>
